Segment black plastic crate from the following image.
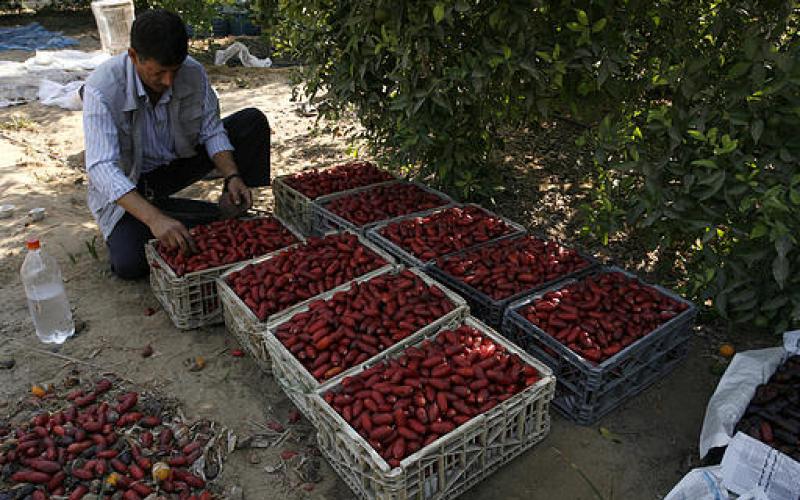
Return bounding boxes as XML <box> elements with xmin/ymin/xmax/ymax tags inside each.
<box><xmin>425</xmin><ymin>235</ymin><xmax>598</xmax><ymax>328</ymax></box>
<box><xmin>366</xmin><ymin>203</ymin><xmax>527</xmax><ymax>269</ymax></box>
<box><xmin>501</xmin><ymin>266</ymin><xmax>697</xmax><ymax>425</ymax></box>
<box><xmin>312</xmin><ymin>180</ymin><xmax>453</xmax><ymax>237</ymax></box>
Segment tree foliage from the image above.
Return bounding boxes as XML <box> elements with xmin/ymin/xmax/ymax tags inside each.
<box><xmin>588</xmin><ymin>2</ymin><xmax>800</xmax><ymax>331</ymax></box>
<box><xmin>277</xmin><ymin>1</ymin><xmax>800</xmax><ymax>331</ymax></box>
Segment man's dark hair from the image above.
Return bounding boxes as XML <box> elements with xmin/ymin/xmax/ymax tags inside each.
<box><xmin>130</xmin><ymin>9</ymin><xmax>188</xmax><ymax>66</ymax></box>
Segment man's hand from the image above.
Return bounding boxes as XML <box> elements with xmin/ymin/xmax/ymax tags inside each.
<box><xmin>225</xmin><ymin>175</ymin><xmax>252</xmax><ymax>209</ymax></box>
<box><xmin>149</xmin><ymin>213</ymin><xmax>197</xmax><ymax>254</ymax></box>
<box><xmin>117</xmin><ymin>191</ymin><xmax>197</xmax><ymax>254</ymax></box>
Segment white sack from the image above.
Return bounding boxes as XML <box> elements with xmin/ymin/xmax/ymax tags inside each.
<box><xmin>38</xmin><ymin>79</ymin><xmax>84</xmax><ymax>110</ymax></box>
<box><xmin>214</xmin><ymin>42</ymin><xmax>272</xmax><ymax>68</ymax></box>
<box><xmin>698</xmin><ymin>330</ymin><xmax>800</xmax><ymax>458</ymax></box>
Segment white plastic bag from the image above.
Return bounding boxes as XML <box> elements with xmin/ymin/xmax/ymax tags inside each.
<box><xmin>720</xmin><ymin>432</ymin><xmax>800</xmax><ymax>500</ymax></box>
<box><xmin>38</xmin><ymin>79</ymin><xmax>84</xmax><ymax>110</ymax></box>
<box><xmin>24</xmin><ymin>49</ymin><xmax>110</xmax><ymax>71</ymax></box>
<box><xmin>214</xmin><ymin>42</ymin><xmax>272</xmax><ymax>68</ymax></box>
<box><xmin>665</xmin><ymin>462</ymin><xmax>777</xmax><ymax>500</ymax></box>
<box><xmin>664</xmin><ymin>466</ymin><xmax>731</xmax><ymax>500</ymax></box>
<box><xmin>698</xmin><ymin>330</ymin><xmax>800</xmax><ymax>458</ymax></box>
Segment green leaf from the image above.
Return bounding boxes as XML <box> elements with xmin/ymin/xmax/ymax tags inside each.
<box><xmin>790</xmin><ymin>188</ymin><xmax>800</xmax><ymax>205</ymax></box>
<box><xmin>536</xmin><ymin>51</ymin><xmax>552</xmax><ymax>63</ymax></box>
<box><xmin>730</xmin><ymin>288</ymin><xmax>757</xmax><ymax>306</ymax></box>
<box><xmin>775</xmin><ymin>235</ymin><xmax>792</xmax><ymax>258</ymax></box>
<box><xmin>773</xmin><ymin>255</ymin><xmax>789</xmax><ymax>289</ymax></box>
<box><xmin>751</xmin><ymin>119</ymin><xmax>764</xmax><ymax>144</ymax></box>
<box><xmin>599</xmin><ymin>427</ymin><xmax>621</xmax><ymax>443</ymax></box>
<box><xmin>713</xmin><ymin>135</ymin><xmax>738</xmax><ymax>155</ymax></box>
<box><xmin>750</xmin><ymin>223</ymin><xmax>769</xmax><ymax>239</ymax></box>
<box><xmin>454</xmin><ymin>0</ymin><xmax>470</xmax><ymax>13</ymax></box>
<box><xmin>566</xmin><ymin>22</ymin><xmax>583</xmax><ymax>32</ymax></box>
<box><xmin>698</xmin><ymin>171</ymin><xmax>726</xmax><ymax>200</ymax></box>
<box><xmin>728</xmin><ymin>62</ymin><xmax>751</xmax><ymax>78</ymax></box>
<box><xmin>691</xmin><ymin>159</ymin><xmax>718</xmax><ymax>169</ymax></box>
<box><xmin>503</xmin><ymin>46</ymin><xmax>512</xmax><ymax>60</ymax></box>
<box><xmin>577</xmin><ymin>9</ymin><xmax>589</xmax><ymax>26</ymax></box>
<box><xmin>687</xmin><ymin>130</ymin><xmax>705</xmax><ymax>141</ymax></box>
<box><xmin>433</xmin><ymin>3</ymin><xmax>445</xmax><ymax>23</ymax></box>
<box><xmin>592</xmin><ymin>18</ymin><xmax>607</xmax><ymax>33</ymax></box>
<box><xmin>761</xmin><ymin>295</ymin><xmax>788</xmax><ymax>311</ymax></box>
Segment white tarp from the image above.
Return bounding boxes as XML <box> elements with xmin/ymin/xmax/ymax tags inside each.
<box><xmin>0</xmin><ymin>49</ymin><xmax>109</xmax><ymax>108</ymax></box>
<box><xmin>214</xmin><ymin>41</ymin><xmax>271</xmax><ymax>68</ymax></box>
<box><xmin>38</xmin><ymin>79</ymin><xmax>84</xmax><ymax>110</ymax></box>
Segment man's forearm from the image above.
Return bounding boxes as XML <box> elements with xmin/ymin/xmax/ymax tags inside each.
<box><xmin>116</xmin><ymin>190</ymin><xmax>162</xmax><ymax>227</ymax></box>
<box><xmin>211</xmin><ymin>150</ymin><xmax>239</xmax><ymax>178</ymax></box>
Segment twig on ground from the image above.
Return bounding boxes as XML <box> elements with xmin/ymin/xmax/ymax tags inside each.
<box><xmin>8</xmin><ymin>341</ymin><xmax>136</xmax><ymax>385</ymax></box>
<box><xmin>551</xmin><ymin>446</ymin><xmax>609</xmax><ymax>500</ymax></box>
<box><xmin>0</xmin><ymin>130</ymin><xmax>68</xmax><ymax>167</ymax></box>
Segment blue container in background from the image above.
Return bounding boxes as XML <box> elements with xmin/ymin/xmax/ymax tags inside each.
<box><xmin>212</xmin><ymin>18</ymin><xmax>229</xmax><ymax>37</ymax></box>
<box><xmin>243</xmin><ymin>20</ymin><xmax>262</xmax><ymax>36</ymax></box>
<box><xmin>228</xmin><ymin>13</ymin><xmax>247</xmax><ymax>36</ymax></box>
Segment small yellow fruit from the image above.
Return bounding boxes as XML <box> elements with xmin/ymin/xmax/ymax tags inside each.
<box><xmin>106</xmin><ymin>472</ymin><xmax>121</xmax><ymax>486</ymax></box>
<box><xmin>719</xmin><ymin>344</ymin><xmax>735</xmax><ymax>358</ymax></box>
<box><xmin>31</xmin><ymin>385</ymin><xmax>46</xmax><ymax>398</ymax></box>
<box><xmin>152</xmin><ymin>461</ymin><xmax>171</xmax><ymax>482</ymax></box>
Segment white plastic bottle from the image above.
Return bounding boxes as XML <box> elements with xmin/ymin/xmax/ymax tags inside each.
<box><xmin>20</xmin><ymin>238</ymin><xmax>75</xmax><ymax>344</ymax></box>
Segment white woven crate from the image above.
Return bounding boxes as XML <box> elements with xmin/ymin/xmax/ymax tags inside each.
<box><xmin>310</xmin><ymin>316</ymin><xmax>556</xmax><ymax>500</ymax></box>
<box><xmin>145</xmin><ymin>215</ymin><xmax>303</xmax><ymax>330</ymax></box>
<box><xmin>265</xmin><ymin>267</ymin><xmax>469</xmax><ymax>420</ymax></box>
<box><xmin>217</xmin><ymin>233</ymin><xmax>398</xmax><ymax>372</ymax></box>
<box><xmin>273</xmin><ymin>163</ymin><xmax>397</xmax><ymax>236</ymax></box>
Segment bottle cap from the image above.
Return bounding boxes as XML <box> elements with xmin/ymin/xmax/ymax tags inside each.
<box><xmin>26</xmin><ymin>238</ymin><xmax>40</xmax><ymax>250</ymax></box>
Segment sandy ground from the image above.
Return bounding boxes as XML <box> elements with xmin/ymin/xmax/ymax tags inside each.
<box><xmin>0</xmin><ymin>11</ymin><xmax>773</xmax><ymax>500</ymax></box>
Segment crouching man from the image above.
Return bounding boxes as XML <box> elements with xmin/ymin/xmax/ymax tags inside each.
<box><xmin>83</xmin><ymin>8</ymin><xmax>270</xmax><ymax>279</ymax></box>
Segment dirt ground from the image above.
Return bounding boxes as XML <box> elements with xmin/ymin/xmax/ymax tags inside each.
<box><xmin>0</xmin><ymin>11</ymin><xmax>778</xmax><ymax>500</ymax></box>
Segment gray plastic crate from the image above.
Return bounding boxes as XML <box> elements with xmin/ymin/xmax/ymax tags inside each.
<box><xmin>502</xmin><ymin>266</ymin><xmax>697</xmax><ymax>425</ymax></box>
<box><xmin>312</xmin><ymin>180</ymin><xmax>454</xmax><ymax>236</ymax></box>
<box><xmin>366</xmin><ymin>204</ymin><xmax>527</xmax><ymax>269</ymax></box>
<box><xmin>426</xmin><ymin>235</ymin><xmax>598</xmax><ymax>328</ymax></box>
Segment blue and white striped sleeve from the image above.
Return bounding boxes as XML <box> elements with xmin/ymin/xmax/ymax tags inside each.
<box><xmin>199</xmin><ymin>74</ymin><xmax>233</xmax><ymax>158</ymax></box>
<box><xmin>82</xmin><ymin>85</ymin><xmax>136</xmax><ymax>202</ymax></box>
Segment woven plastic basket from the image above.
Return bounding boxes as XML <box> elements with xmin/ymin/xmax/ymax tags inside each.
<box><xmin>265</xmin><ymin>267</ymin><xmax>469</xmax><ymax>421</ymax></box>
<box><xmin>502</xmin><ymin>265</ymin><xmax>697</xmax><ymax>425</ymax></box>
<box><xmin>217</xmin><ymin>233</ymin><xmax>398</xmax><ymax>372</ymax></box>
<box><xmin>145</xmin><ymin>215</ymin><xmax>303</xmax><ymax>330</ymax></box>
<box><xmin>273</xmin><ymin>163</ymin><xmax>397</xmax><ymax>235</ymax></box>
<box><xmin>310</xmin><ymin>316</ymin><xmax>556</xmax><ymax>500</ymax></box>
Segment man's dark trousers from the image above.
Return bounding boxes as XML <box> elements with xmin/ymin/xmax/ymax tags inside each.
<box><xmin>106</xmin><ymin>107</ymin><xmax>270</xmax><ymax>280</ymax></box>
